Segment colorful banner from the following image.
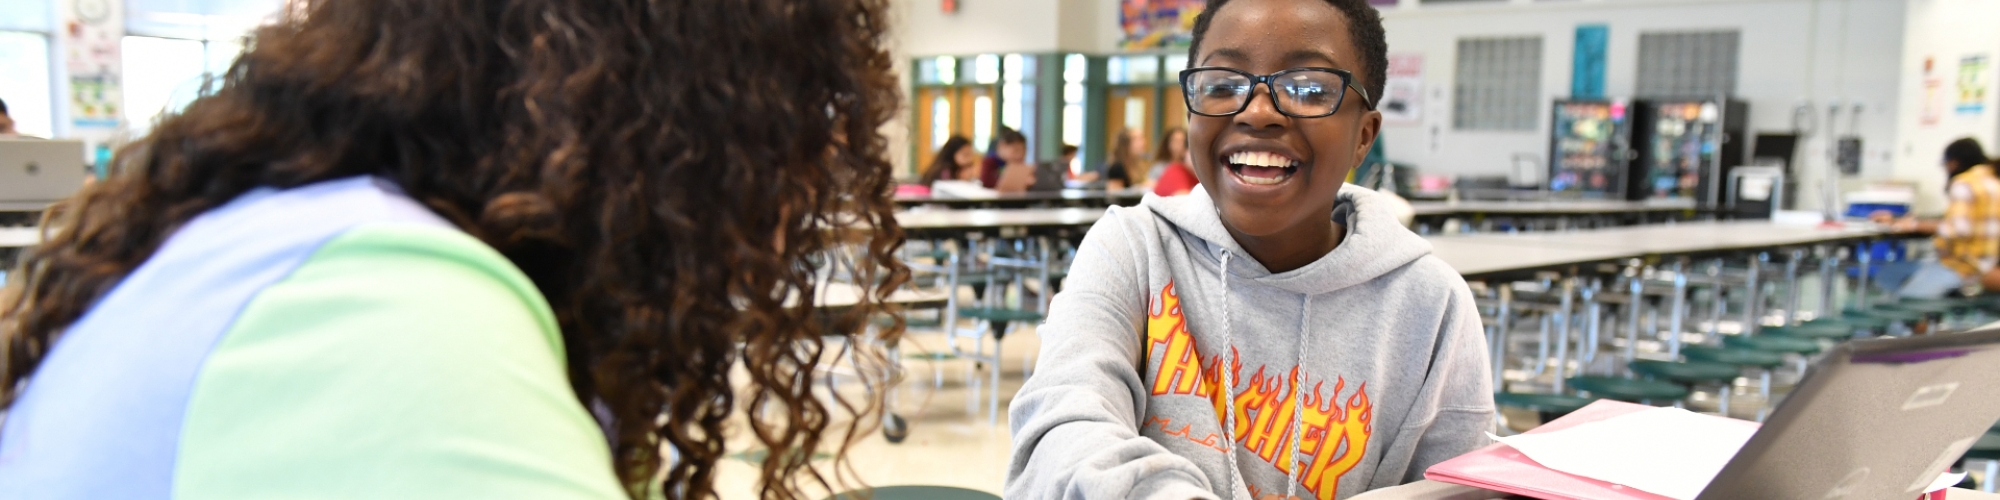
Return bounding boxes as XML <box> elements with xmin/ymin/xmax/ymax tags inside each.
<box><xmin>1120</xmin><ymin>0</ymin><xmax>1203</xmax><ymax>51</ymax></box>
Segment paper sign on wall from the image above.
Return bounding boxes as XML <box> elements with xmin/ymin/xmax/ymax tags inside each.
<box><xmin>1957</xmin><ymin>54</ymin><xmax>1989</xmax><ymax>116</ymax></box>
<box><xmin>1381</xmin><ymin>54</ymin><xmax>1423</xmax><ymax>124</ymax></box>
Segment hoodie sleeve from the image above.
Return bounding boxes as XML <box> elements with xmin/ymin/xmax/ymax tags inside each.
<box><xmin>1007</xmin><ymin>211</ymin><xmax>1219</xmax><ymax>500</ymax></box>
<box><xmin>1375</xmin><ymin>275</ymin><xmax>1497</xmax><ymax>487</ymax></box>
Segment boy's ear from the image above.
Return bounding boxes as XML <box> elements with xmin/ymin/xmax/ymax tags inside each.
<box><xmin>1353</xmin><ymin>110</ymin><xmax>1383</xmax><ymax>165</ymax></box>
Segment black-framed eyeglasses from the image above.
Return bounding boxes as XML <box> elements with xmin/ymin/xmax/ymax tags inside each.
<box><xmin>1178</xmin><ymin>67</ymin><xmax>1374</xmax><ymax>119</ymax></box>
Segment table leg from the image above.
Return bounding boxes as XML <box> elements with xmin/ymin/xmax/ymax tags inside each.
<box><xmin>1669</xmin><ymin>259</ymin><xmax>1689</xmax><ymax>358</ymax></box>
<box><xmin>1707</xmin><ymin>259</ymin><xmax>1726</xmax><ymax>338</ymax></box>
<box><xmin>1625</xmin><ymin>270</ymin><xmax>1643</xmax><ymax>374</ymax></box>
<box><xmin>1582</xmin><ymin>279</ymin><xmax>1601</xmax><ymax>369</ymax></box>
<box><xmin>1784</xmin><ymin>249</ymin><xmax>1803</xmax><ymax>326</ymax></box>
<box><xmin>1553</xmin><ymin>275</ymin><xmax>1575</xmax><ymax>393</ymax></box>
<box><xmin>1495</xmin><ymin>284</ymin><xmax>1513</xmax><ymax>389</ymax></box>
<box><xmin>1819</xmin><ymin>245</ymin><xmax>1839</xmax><ymax>319</ymax></box>
<box><xmin>1857</xmin><ymin>245</ymin><xmax>1873</xmax><ymax>309</ymax></box>
<box><xmin>1743</xmin><ymin>253</ymin><xmax>1764</xmax><ymax>335</ymax></box>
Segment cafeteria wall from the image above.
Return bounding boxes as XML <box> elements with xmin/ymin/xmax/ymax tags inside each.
<box><xmin>891</xmin><ymin>0</ymin><xmax>1914</xmax><ymax>212</ymax></box>
<box><xmin>1892</xmin><ymin>0</ymin><xmax>2000</xmax><ymax>214</ymax></box>
<box><xmin>1375</xmin><ymin>0</ymin><xmax>1905</xmax><ymax>213</ymax></box>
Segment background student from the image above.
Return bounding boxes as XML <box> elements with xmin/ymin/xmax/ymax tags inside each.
<box><xmin>1103</xmin><ymin>127</ymin><xmax>1150</xmax><ymax>190</ymax></box>
<box><xmin>0</xmin><ymin>0</ymin><xmax>908</xmax><ymax>498</ymax></box>
<box><xmin>0</xmin><ymin>98</ymin><xmax>17</xmax><ymax>138</ymax></box>
<box><xmin>992</xmin><ymin>127</ymin><xmax>1036</xmax><ymax>193</ymax></box>
<box><xmin>1007</xmin><ymin>0</ymin><xmax>1493</xmax><ymax>498</ymax></box>
<box><xmin>1871</xmin><ymin>137</ymin><xmax>2000</xmax><ymax>298</ymax></box>
<box><xmin>1153</xmin><ymin>126</ymin><xmax>1198</xmax><ymax>196</ymax></box>
<box><xmin>919</xmin><ymin>134</ymin><xmax>982</xmax><ymax>187</ymax></box>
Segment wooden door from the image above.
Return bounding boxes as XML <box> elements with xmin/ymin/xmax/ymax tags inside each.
<box><xmin>913</xmin><ymin>86</ymin><xmax>951</xmax><ymax>173</ymax></box>
<box><xmin>953</xmin><ymin>86</ymin><xmax>995</xmax><ymax>147</ymax></box>
<box><xmin>1105</xmin><ymin>85</ymin><xmax>1159</xmax><ymax>158</ymax></box>
<box><xmin>1163</xmin><ymin>84</ymin><xmax>1188</xmax><ymax>132</ymax></box>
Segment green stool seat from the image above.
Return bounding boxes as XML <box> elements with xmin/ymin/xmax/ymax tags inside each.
<box><xmin>1723</xmin><ymin>334</ymin><xmax>1822</xmax><ymax>355</ymax></box>
<box><xmin>873</xmin><ymin>316</ymin><xmax>944</xmax><ymax>329</ymax></box>
<box><xmin>910</xmin><ymin>249</ymin><xmax>954</xmax><ymax>261</ymax></box>
<box><xmin>1763</xmin><ymin>323</ymin><xmax>1855</xmax><ymax>340</ymax></box>
<box><xmin>1493</xmin><ymin>392</ymin><xmax>1598</xmax><ymax>414</ymax></box>
<box><xmin>1629</xmin><ymin>359</ymin><xmax>1741</xmax><ymax>383</ymax></box>
<box><xmin>1816</xmin><ymin>316</ymin><xmax>1888</xmax><ymax>332</ymax></box>
<box><xmin>1847</xmin><ymin>307</ymin><xmax>1925</xmax><ymax>323</ymax></box>
<box><xmin>956</xmin><ymin>307</ymin><xmax>1045</xmax><ymax>323</ymax></box>
<box><xmin>827</xmin><ymin>485</ymin><xmax>1001</xmax><ymax>500</ymax></box>
<box><xmin>1895</xmin><ymin>298</ymin><xmax>1964</xmax><ymax>314</ymax></box>
<box><xmin>1567</xmin><ymin>376</ymin><xmax>1690</xmax><ymax>402</ymax></box>
<box><xmin>1682</xmin><ymin>345</ymin><xmax>1786</xmax><ymax>369</ymax></box>
<box><xmin>953</xmin><ymin>272</ymin><xmax>998</xmax><ymax>285</ymax></box>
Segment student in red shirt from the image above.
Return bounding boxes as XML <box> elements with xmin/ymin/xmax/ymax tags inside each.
<box><xmin>1153</xmin><ymin>126</ymin><xmax>1199</xmax><ymax>196</ymax></box>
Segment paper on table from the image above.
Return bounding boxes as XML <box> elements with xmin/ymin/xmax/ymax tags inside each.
<box><xmin>1929</xmin><ymin>472</ymin><xmax>1969</xmax><ymax>493</ymax></box>
<box><xmin>1489</xmin><ymin>407</ymin><xmax>1755</xmax><ymax>500</ymax></box>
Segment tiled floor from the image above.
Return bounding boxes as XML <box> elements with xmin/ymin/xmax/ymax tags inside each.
<box><xmin>712</xmin><ymin>327</ymin><xmax>1042</xmax><ymax>499</ymax></box>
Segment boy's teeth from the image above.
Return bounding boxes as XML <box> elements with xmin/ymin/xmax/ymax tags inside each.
<box><xmin>1228</xmin><ymin>151</ymin><xmax>1294</xmax><ymax>168</ymax></box>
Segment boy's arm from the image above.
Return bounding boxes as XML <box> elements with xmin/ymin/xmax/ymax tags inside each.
<box><xmin>1006</xmin><ymin>212</ymin><xmax>1219</xmax><ymax>500</ymax></box>
<box><xmin>1396</xmin><ymin>281</ymin><xmax>1497</xmax><ymax>484</ymax></box>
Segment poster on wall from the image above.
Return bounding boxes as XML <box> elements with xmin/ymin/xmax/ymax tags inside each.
<box><xmin>65</xmin><ymin>0</ymin><xmax>122</xmax><ymax>129</ymax></box>
<box><xmin>1120</xmin><ymin>0</ymin><xmax>1203</xmax><ymax>50</ymax></box>
<box><xmin>1922</xmin><ymin>56</ymin><xmax>1944</xmax><ymax>126</ymax></box>
<box><xmin>1380</xmin><ymin>53</ymin><xmax>1423</xmax><ymax>124</ymax></box>
<box><xmin>1958</xmin><ymin>54</ymin><xmax>1989</xmax><ymax>116</ymax></box>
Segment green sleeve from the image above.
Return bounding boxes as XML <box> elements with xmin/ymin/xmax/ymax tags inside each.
<box><xmin>174</xmin><ymin>224</ymin><xmax>628</xmax><ymax>500</ymax></box>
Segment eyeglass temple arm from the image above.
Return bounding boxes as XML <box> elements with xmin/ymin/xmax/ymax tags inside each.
<box><xmin>1347</xmin><ymin>83</ymin><xmax>1375</xmax><ymax>111</ymax></box>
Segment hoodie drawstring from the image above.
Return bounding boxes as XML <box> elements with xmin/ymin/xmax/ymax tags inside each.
<box><xmin>1216</xmin><ymin>249</ymin><xmax>1316</xmax><ymax>500</ymax></box>
<box><xmin>1217</xmin><ymin>250</ymin><xmax>1247</xmax><ymax>499</ymax></box>
<box><xmin>1286</xmin><ymin>294</ymin><xmax>1311</xmax><ymax>500</ymax></box>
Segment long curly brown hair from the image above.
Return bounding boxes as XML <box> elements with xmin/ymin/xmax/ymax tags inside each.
<box><xmin>0</xmin><ymin>0</ymin><xmax>908</xmax><ymax>498</ymax></box>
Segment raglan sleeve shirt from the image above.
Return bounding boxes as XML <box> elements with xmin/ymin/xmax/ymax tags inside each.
<box><xmin>173</xmin><ymin>225</ymin><xmax>628</xmax><ymax>499</ymax></box>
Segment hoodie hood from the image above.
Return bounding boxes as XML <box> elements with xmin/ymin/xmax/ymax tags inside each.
<box><xmin>1141</xmin><ymin>184</ymin><xmax>1434</xmax><ymax>296</ymax></box>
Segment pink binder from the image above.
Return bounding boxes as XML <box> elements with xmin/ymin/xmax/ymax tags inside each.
<box><xmin>1424</xmin><ymin>400</ymin><xmax>1952</xmax><ymax>500</ymax></box>
<box><xmin>1423</xmin><ymin>400</ymin><xmax>1748</xmax><ymax>500</ymax></box>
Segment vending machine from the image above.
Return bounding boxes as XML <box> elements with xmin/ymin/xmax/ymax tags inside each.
<box><xmin>1628</xmin><ymin>98</ymin><xmax>1748</xmax><ymax>204</ymax></box>
<box><xmin>1547</xmin><ymin>99</ymin><xmax>1634</xmax><ymax>198</ymax></box>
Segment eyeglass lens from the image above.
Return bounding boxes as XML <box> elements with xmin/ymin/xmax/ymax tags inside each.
<box><xmin>1184</xmin><ymin>69</ymin><xmax>1348</xmax><ymax>117</ymax></box>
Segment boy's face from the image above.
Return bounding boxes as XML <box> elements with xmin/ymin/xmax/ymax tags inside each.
<box><xmin>1187</xmin><ymin>0</ymin><xmax>1381</xmax><ymax>239</ymax></box>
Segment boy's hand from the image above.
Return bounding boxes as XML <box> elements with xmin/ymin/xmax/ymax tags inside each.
<box><xmin>1257</xmin><ymin>494</ymin><xmax>1305</xmax><ymax>500</ymax></box>
<box><xmin>1868</xmin><ymin>210</ymin><xmax>1896</xmax><ymax>224</ymax></box>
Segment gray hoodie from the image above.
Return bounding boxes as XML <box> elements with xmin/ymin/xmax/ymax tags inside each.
<box><xmin>1006</xmin><ymin>185</ymin><xmax>1494</xmax><ymax>500</ymax></box>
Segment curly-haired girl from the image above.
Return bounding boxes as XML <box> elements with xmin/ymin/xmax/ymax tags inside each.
<box><xmin>0</xmin><ymin>0</ymin><xmax>906</xmax><ymax>499</ymax></box>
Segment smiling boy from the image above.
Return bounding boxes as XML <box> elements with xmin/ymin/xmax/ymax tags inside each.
<box><xmin>1005</xmin><ymin>0</ymin><xmax>1493</xmax><ymax>499</ymax></box>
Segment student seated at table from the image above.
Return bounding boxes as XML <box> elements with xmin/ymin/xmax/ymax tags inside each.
<box><xmin>1153</xmin><ymin>126</ymin><xmax>1199</xmax><ymax>196</ymax></box>
<box><xmin>1027</xmin><ymin>144</ymin><xmax>1080</xmax><ymax>192</ymax></box>
<box><xmin>1870</xmin><ymin>137</ymin><xmax>2000</xmax><ymax>298</ymax></box>
<box><xmin>993</xmin><ymin>127</ymin><xmax>1037</xmax><ymax>193</ymax></box>
<box><xmin>0</xmin><ymin>0</ymin><xmax>909</xmax><ymax>498</ymax></box>
<box><xmin>1007</xmin><ymin>0</ymin><xmax>1493</xmax><ymax>499</ymax></box>
<box><xmin>1103</xmin><ymin>127</ymin><xmax>1151</xmax><ymax>191</ymax></box>
<box><xmin>919</xmin><ymin>134</ymin><xmax>983</xmax><ymax>188</ymax></box>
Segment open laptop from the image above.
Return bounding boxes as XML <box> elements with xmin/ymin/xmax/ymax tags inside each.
<box><xmin>0</xmin><ymin>139</ymin><xmax>89</xmax><ymax>210</ymax></box>
<box><xmin>1697</xmin><ymin>327</ymin><xmax>2000</xmax><ymax>499</ymax></box>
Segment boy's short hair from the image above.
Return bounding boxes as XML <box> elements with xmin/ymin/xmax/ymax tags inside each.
<box><xmin>1061</xmin><ymin>144</ymin><xmax>1078</xmax><ymax>156</ymax></box>
<box><xmin>0</xmin><ymin>97</ymin><xmax>9</xmax><ymax>116</ymax></box>
<box><xmin>997</xmin><ymin>126</ymin><xmax>1027</xmax><ymax>145</ymax></box>
<box><xmin>1187</xmin><ymin>0</ymin><xmax>1388</xmax><ymax>105</ymax></box>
